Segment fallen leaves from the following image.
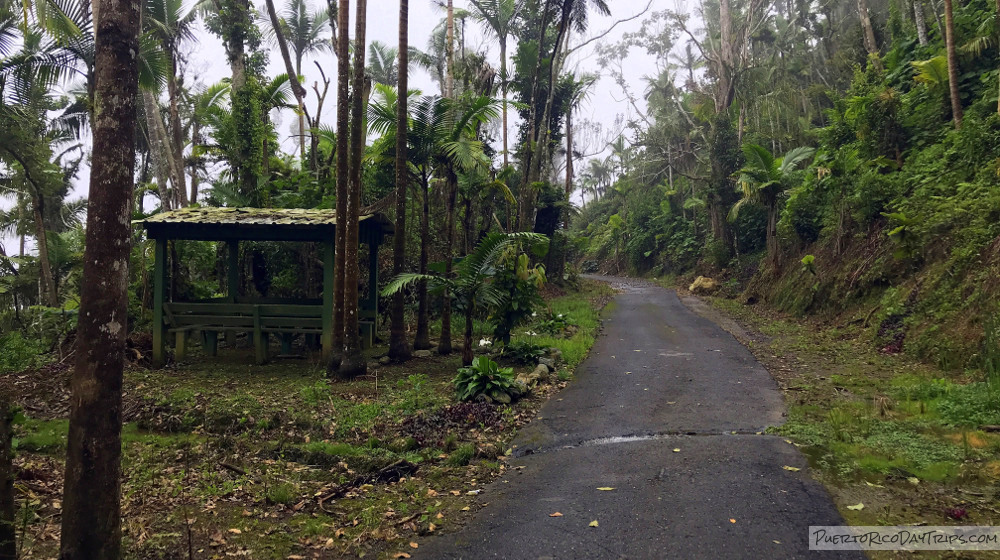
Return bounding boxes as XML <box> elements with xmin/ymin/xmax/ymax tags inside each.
<box><xmin>781</xmin><ymin>466</ymin><xmax>800</xmax><ymax>472</ymax></box>
<box><xmin>596</xmin><ymin>487</ymin><xmax>615</xmax><ymax>491</ymax></box>
<box><xmin>409</xmin><ymin>542</ymin><xmax>419</xmax><ymax>549</ymax></box>
<box><xmin>392</xmin><ymin>553</ymin><xmax>411</xmax><ymax>559</ymax></box>
<box><xmin>729</xmin><ymin>518</ymin><xmax>736</xmax><ymax>524</ymax></box>
<box><xmin>589</xmin><ymin>520</ymin><xmax>599</xmax><ymax>527</ymax></box>
<box><xmin>846</xmin><ymin>503</ymin><xmax>864</xmax><ymax>511</ymax></box>
<box><xmin>672</xmin><ymin>448</ymin><xmax>681</xmax><ymax>453</ymax></box>
<box><xmin>549</xmin><ymin>512</ymin><xmax>563</xmax><ymax>517</ymax></box>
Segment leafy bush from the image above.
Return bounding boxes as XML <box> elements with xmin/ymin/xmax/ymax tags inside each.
<box><xmin>490</xmin><ymin>253</ymin><xmax>545</xmax><ymax>344</ymax></box>
<box><xmin>937</xmin><ymin>383</ymin><xmax>1000</xmax><ymax>427</ymax></box>
<box><xmin>453</xmin><ymin>356</ymin><xmax>518</xmax><ymax>402</ymax></box>
<box><xmin>0</xmin><ymin>332</ymin><xmax>48</xmax><ymax>373</ymax></box>
<box><xmin>536</xmin><ymin>311</ymin><xmax>572</xmax><ymax>334</ymax></box>
<box><xmin>499</xmin><ymin>340</ymin><xmax>547</xmax><ymax>365</ymax></box>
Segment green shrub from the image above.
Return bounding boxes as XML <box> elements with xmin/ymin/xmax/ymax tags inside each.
<box><xmin>453</xmin><ymin>356</ymin><xmax>518</xmax><ymax>403</ymax></box>
<box><xmin>499</xmin><ymin>340</ymin><xmax>546</xmax><ymax>365</ymax></box>
<box><xmin>0</xmin><ymin>332</ymin><xmax>48</xmax><ymax>373</ymax></box>
<box><xmin>937</xmin><ymin>383</ymin><xmax>1000</xmax><ymax>427</ymax></box>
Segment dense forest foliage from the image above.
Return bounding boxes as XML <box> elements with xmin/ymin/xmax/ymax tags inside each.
<box><xmin>575</xmin><ymin>0</ymin><xmax>1000</xmax><ymax>374</ymax></box>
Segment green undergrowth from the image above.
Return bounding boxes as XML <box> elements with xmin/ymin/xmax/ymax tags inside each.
<box><xmin>703</xmin><ymin>296</ymin><xmax>1000</xmax><ymax>490</ymax></box>
<box><xmin>11</xmin><ymin>280</ymin><xmax>611</xmax><ymax>559</ymax></box>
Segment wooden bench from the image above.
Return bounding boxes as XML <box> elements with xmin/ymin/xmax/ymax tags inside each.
<box><xmin>164</xmin><ymin>302</ymin><xmax>375</xmax><ymax>364</ymax></box>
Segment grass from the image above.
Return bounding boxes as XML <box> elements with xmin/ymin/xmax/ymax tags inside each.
<box><xmin>8</xmin><ymin>279</ymin><xmax>613</xmax><ymax>559</ymax></box>
<box><xmin>685</xmin><ymin>286</ymin><xmax>1000</xmax><ymax>532</ymax></box>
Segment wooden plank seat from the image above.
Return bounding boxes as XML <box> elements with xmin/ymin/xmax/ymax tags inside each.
<box><xmin>164</xmin><ymin>302</ymin><xmax>375</xmax><ymax>364</ymax></box>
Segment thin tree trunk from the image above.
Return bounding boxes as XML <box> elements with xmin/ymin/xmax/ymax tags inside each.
<box><xmin>190</xmin><ymin>121</ymin><xmax>201</xmax><ymax>203</ymax></box>
<box><xmin>60</xmin><ymin>0</ymin><xmax>139</xmax><ymax>554</ymax></box>
<box><xmin>414</xmin><ymin>178</ymin><xmax>431</xmax><ymax>350</ymax></box>
<box><xmin>914</xmin><ymin>0</ymin><xmax>929</xmax><ymax>45</ymax></box>
<box><xmin>166</xmin><ymin>59</ymin><xmax>187</xmax><ymax>207</ymax></box>
<box><xmin>944</xmin><ymin>0</ymin><xmax>963</xmax><ymax>128</ymax></box>
<box><xmin>0</xmin><ymin>400</ymin><xmax>14</xmax><ymax>560</ymax></box>
<box><xmin>446</xmin><ymin>0</ymin><xmax>455</xmax><ymax>98</ymax></box>
<box><xmin>438</xmin><ymin>170</ymin><xmax>457</xmax><ymax>355</ymax></box>
<box><xmin>388</xmin><ymin>0</ymin><xmax>412</xmax><ymax>362</ymax></box>
<box><xmin>518</xmin><ymin>0</ymin><xmax>555</xmax><ymax>230</ymax></box>
<box><xmin>339</xmin><ymin>0</ymin><xmax>368</xmax><ymax>378</ymax></box>
<box><xmin>330</xmin><ymin>0</ymin><xmax>350</xmax><ymax>372</ymax></box>
<box><xmin>143</xmin><ymin>91</ymin><xmax>172</xmax><ymax>211</ymax></box>
<box><xmin>263</xmin><ymin>0</ymin><xmax>310</xmax><ymax>164</ymax></box>
<box><xmin>32</xmin><ymin>199</ymin><xmax>58</xmax><ymax>307</ymax></box>
<box><xmin>564</xmin><ymin>101</ymin><xmax>573</xmax><ymax>222</ymax></box>
<box><xmin>858</xmin><ymin>0</ymin><xmax>882</xmax><ymax>70</ymax></box>
<box><xmin>501</xmin><ymin>40</ymin><xmax>509</xmax><ymax>168</ymax></box>
<box><xmin>462</xmin><ymin>305</ymin><xmax>474</xmax><ymax>366</ymax></box>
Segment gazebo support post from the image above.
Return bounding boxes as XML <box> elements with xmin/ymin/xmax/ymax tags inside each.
<box><xmin>152</xmin><ymin>238</ymin><xmax>168</xmax><ymax>367</ymax></box>
<box><xmin>226</xmin><ymin>240</ymin><xmax>239</xmax><ymax>346</ymax></box>
<box><xmin>322</xmin><ymin>240</ymin><xmax>335</xmax><ymax>360</ymax></box>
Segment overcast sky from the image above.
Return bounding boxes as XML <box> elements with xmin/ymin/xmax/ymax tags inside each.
<box><xmin>3</xmin><ymin>0</ymin><xmax>674</xmax><ymax>254</ymax></box>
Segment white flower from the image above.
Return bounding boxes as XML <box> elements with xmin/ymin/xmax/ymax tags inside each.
<box><xmin>525</xmin><ymin>331</ymin><xmax>537</xmax><ymax>336</ymax></box>
<box><xmin>531</xmin><ymin>312</ymin><xmax>537</xmax><ymax>317</ymax></box>
<box><xmin>479</xmin><ymin>338</ymin><xmax>493</xmax><ymax>348</ymax></box>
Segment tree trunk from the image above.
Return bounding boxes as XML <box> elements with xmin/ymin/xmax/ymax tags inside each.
<box><xmin>0</xmin><ymin>400</ymin><xmax>14</xmax><ymax>560</ymax></box>
<box><xmin>500</xmin><ymin>40</ymin><xmax>509</xmax><ymax>168</ymax></box>
<box><xmin>339</xmin><ymin>0</ymin><xmax>368</xmax><ymax>378</ymax></box>
<box><xmin>858</xmin><ymin>0</ymin><xmax>883</xmax><ymax>70</ymax></box>
<box><xmin>462</xmin><ymin>305</ymin><xmax>474</xmax><ymax>366</ymax></box>
<box><xmin>31</xmin><ymin>198</ymin><xmax>59</xmax><ymax>307</ymax></box>
<box><xmin>517</xmin><ymin>0</ymin><xmax>555</xmax><ymax>230</ymax></box>
<box><xmin>143</xmin><ymin>90</ymin><xmax>172</xmax><ymax>211</ymax></box>
<box><xmin>564</xmin><ymin>101</ymin><xmax>573</xmax><ymax>223</ymax></box>
<box><xmin>388</xmin><ymin>0</ymin><xmax>412</xmax><ymax>362</ymax></box>
<box><xmin>60</xmin><ymin>0</ymin><xmax>139</xmax><ymax>554</ymax></box>
<box><xmin>913</xmin><ymin>0</ymin><xmax>929</xmax><ymax>45</ymax></box>
<box><xmin>943</xmin><ymin>0</ymin><xmax>963</xmax><ymax>128</ymax></box>
<box><xmin>190</xmin><ymin>121</ymin><xmax>201</xmax><ymax>203</ymax></box>
<box><xmin>766</xmin><ymin>200</ymin><xmax>780</xmax><ymax>269</ymax></box>
<box><xmin>438</xmin><ymin>170</ymin><xmax>457</xmax><ymax>355</ymax></box>
<box><xmin>330</xmin><ymin>0</ymin><xmax>350</xmax><ymax>373</ymax></box>
<box><xmin>166</xmin><ymin>59</ymin><xmax>187</xmax><ymax>207</ymax></box>
<box><xmin>446</xmin><ymin>0</ymin><xmax>455</xmax><ymax>98</ymax></box>
<box><xmin>263</xmin><ymin>0</ymin><xmax>310</xmax><ymax>164</ymax></box>
<box><xmin>414</xmin><ymin>178</ymin><xmax>431</xmax><ymax>350</ymax></box>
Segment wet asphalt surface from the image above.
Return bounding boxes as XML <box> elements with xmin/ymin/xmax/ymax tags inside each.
<box><xmin>417</xmin><ymin>277</ymin><xmax>863</xmax><ymax>559</ymax></box>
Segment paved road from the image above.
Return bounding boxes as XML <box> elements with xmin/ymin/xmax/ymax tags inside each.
<box><xmin>418</xmin><ymin>278</ymin><xmax>862</xmax><ymax>559</ymax></box>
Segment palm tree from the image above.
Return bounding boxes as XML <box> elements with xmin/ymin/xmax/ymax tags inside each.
<box><xmin>263</xmin><ymin>0</ymin><xmax>329</xmax><ymax>163</ymax></box>
<box><xmin>369</xmin><ymin>92</ymin><xmax>501</xmax><ymax>352</ymax></box>
<box><xmin>339</xmin><ymin>0</ymin><xmax>367</xmax><ymax>379</ymax></box>
<box><xmin>330</xmin><ymin>0</ymin><xmax>349</xmax><ymax>372</ymax></box>
<box><xmin>729</xmin><ymin>144</ymin><xmax>814</xmax><ymax>267</ymax></box>
<box><xmin>943</xmin><ymin>0</ymin><xmax>963</xmax><ymax>128</ymax></box>
<box><xmin>469</xmin><ymin>0</ymin><xmax>519</xmax><ymax>169</ymax></box>
<box><xmin>367</xmin><ymin>39</ymin><xmax>398</xmax><ymax>85</ymax></box>
<box><xmin>388</xmin><ymin>0</ymin><xmax>412</xmax><ymax>363</ymax></box>
<box><xmin>145</xmin><ymin>0</ymin><xmax>196</xmax><ymax>205</ymax></box>
<box><xmin>60</xmin><ymin>0</ymin><xmax>140</xmax><ymax>555</ymax></box>
<box><xmin>383</xmin><ymin>232</ymin><xmax>547</xmax><ymax>366</ymax></box>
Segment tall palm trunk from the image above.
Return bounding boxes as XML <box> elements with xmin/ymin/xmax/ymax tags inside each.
<box><xmin>330</xmin><ymin>0</ymin><xmax>350</xmax><ymax>372</ymax></box>
<box><xmin>32</xmin><ymin>196</ymin><xmax>58</xmax><ymax>307</ymax></box>
<box><xmin>166</xmin><ymin>58</ymin><xmax>187</xmax><ymax>206</ymax></box>
<box><xmin>264</xmin><ymin>0</ymin><xmax>310</xmax><ymax>165</ymax></box>
<box><xmin>446</xmin><ymin>0</ymin><xmax>455</xmax><ymax>98</ymax></box>
<box><xmin>914</xmin><ymin>0</ymin><xmax>929</xmax><ymax>45</ymax></box>
<box><xmin>438</xmin><ymin>169</ymin><xmax>457</xmax><ymax>355</ymax></box>
<box><xmin>565</xmin><ymin>101</ymin><xmax>573</xmax><ymax>220</ymax></box>
<box><xmin>339</xmin><ymin>0</ymin><xmax>368</xmax><ymax>378</ymax></box>
<box><xmin>143</xmin><ymin>90</ymin><xmax>172</xmax><ymax>211</ymax></box>
<box><xmin>944</xmin><ymin>0</ymin><xmax>963</xmax><ymax>128</ymax></box>
<box><xmin>414</xmin><ymin>177</ymin><xmax>431</xmax><ymax>350</ymax></box>
<box><xmin>500</xmin><ymin>39</ymin><xmax>509</xmax><ymax>168</ymax></box>
<box><xmin>517</xmin><ymin>0</ymin><xmax>555</xmax><ymax>230</ymax></box>
<box><xmin>857</xmin><ymin>0</ymin><xmax>882</xmax><ymax>70</ymax></box>
<box><xmin>60</xmin><ymin>0</ymin><xmax>140</xmax><ymax>554</ymax></box>
<box><xmin>388</xmin><ymin>0</ymin><xmax>412</xmax><ymax>362</ymax></box>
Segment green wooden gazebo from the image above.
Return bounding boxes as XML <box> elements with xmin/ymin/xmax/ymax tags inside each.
<box><xmin>139</xmin><ymin>207</ymin><xmax>394</xmax><ymax>366</ymax></box>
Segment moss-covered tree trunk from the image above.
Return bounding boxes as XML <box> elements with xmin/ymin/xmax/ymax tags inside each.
<box><xmin>59</xmin><ymin>0</ymin><xmax>140</xmax><ymax>555</ymax></box>
<box><xmin>943</xmin><ymin>0</ymin><xmax>963</xmax><ymax>128</ymax></box>
<box><xmin>438</xmin><ymin>169</ymin><xmax>457</xmax><ymax>355</ymax></box>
